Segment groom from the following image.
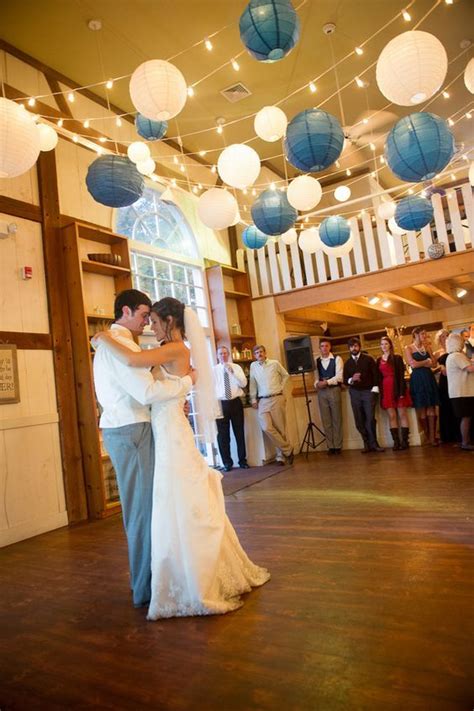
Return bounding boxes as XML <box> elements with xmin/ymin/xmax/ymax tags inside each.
<box><xmin>93</xmin><ymin>289</ymin><xmax>196</xmax><ymax>607</ymax></box>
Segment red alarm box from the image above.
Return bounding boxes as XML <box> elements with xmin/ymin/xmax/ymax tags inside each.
<box><xmin>21</xmin><ymin>266</ymin><xmax>33</xmax><ymax>279</ymax></box>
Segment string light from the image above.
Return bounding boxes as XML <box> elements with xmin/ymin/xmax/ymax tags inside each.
<box><xmin>83</xmin><ymin>120</ymin><xmax>90</xmax><ymax>128</ymax></box>
<box><xmin>204</xmin><ymin>38</ymin><xmax>213</xmax><ymax>51</ymax></box>
<box><xmin>355</xmin><ymin>76</ymin><xmax>365</xmax><ymax>88</ymax></box>
<box><xmin>173</xmin><ymin>156</ymin><xmax>179</xmax><ymax>165</ymax></box>
<box><xmin>335</xmin><ymin>160</ymin><xmax>340</xmax><ymax>168</ymax></box>
<box><xmin>448</xmin><ymin>118</ymin><xmax>454</xmax><ymax>126</ymax></box>
<box><xmin>231</xmin><ymin>58</ymin><xmax>240</xmax><ymax>71</ymax></box>
<box><xmin>362</xmin><ymin>118</ymin><xmax>369</xmax><ymax>124</ymax></box>
<box><xmin>270</xmin><ymin>182</ymin><xmax>276</xmax><ymax>190</ymax></box>
<box><xmin>199</xmin><ymin>151</ymin><xmax>207</xmax><ymax>157</ymax></box>
<box><xmin>309</xmin><ymin>82</ymin><xmax>317</xmax><ymax>93</ymax></box>
<box><xmin>408</xmin><ymin>188</ymin><xmax>414</xmax><ymax>194</ymax></box>
<box><xmin>151</xmin><ymin>174</ymin><xmax>159</xmax><ymax>182</ymax></box>
<box><xmin>379</xmin><ymin>156</ymin><xmax>385</xmax><ymax>164</ymax></box>
<box><xmin>99</xmin><ymin>136</ymin><xmax>107</xmax><ymax>143</ymax></box>
<box><xmin>198</xmin><ymin>183</ymin><xmax>202</xmax><ymax>189</ymax></box>
<box><xmin>180</xmin><ymin>165</ymin><xmax>185</xmax><ymax>173</ymax></box>
<box><xmin>105</xmin><ymin>79</ymin><xmax>113</xmax><ymax>90</ymax></box>
<box><xmin>57</xmin><ymin>119</ymin><xmax>63</xmax><ymax>128</ymax></box>
<box><xmin>67</xmin><ymin>92</ymin><xmax>75</xmax><ymax>103</ymax></box>
<box><xmin>216</xmin><ymin>125</ymin><xmax>223</xmax><ymax>134</ymax></box>
<box><xmin>445</xmin><ymin>0</ymin><xmax>453</xmax><ymax>4</ymax></box>
<box><xmin>466</xmin><ymin>112</ymin><xmax>472</xmax><ymax>119</ymax></box>
<box><xmin>211</xmin><ymin>165</ymin><xmax>216</xmax><ymax>173</ymax></box>
<box><xmin>369</xmin><ymin>143</ymin><xmax>376</xmax><ymax>151</ymax></box>
<box><xmin>450</xmin><ymin>173</ymin><xmax>456</xmax><ymax>180</ymax></box>
<box><xmin>115</xmin><ymin>117</ymin><xmax>122</xmax><ymax>127</ymax></box>
<box><xmin>402</xmin><ymin>9</ymin><xmax>411</xmax><ymax>21</ymax></box>
<box><xmin>355</xmin><ymin>47</ymin><xmax>364</xmax><ymax>55</ymax></box>
<box><xmin>192</xmin><ymin>186</ymin><xmax>198</xmax><ymax>194</ymax></box>
<box><xmin>346</xmin><ymin>168</ymin><xmax>352</xmax><ymax>176</ymax></box>
<box><xmin>442</xmin><ymin>91</ymin><xmax>450</xmax><ymax>99</ymax></box>
<box><xmin>187</xmin><ymin>86</ymin><xmax>195</xmax><ymax>97</ymax></box>
<box><xmin>171</xmin><ymin>178</ymin><xmax>177</xmax><ymax>186</ymax></box>
<box><xmin>27</xmin><ymin>98</ymin><xmax>36</xmax><ymax>107</ymax></box>
<box><xmin>72</xmin><ymin>134</ymin><xmax>78</xmax><ymax>142</ymax></box>
<box><xmin>252</xmin><ymin>189</ymin><xmax>257</xmax><ymax>196</ymax></box>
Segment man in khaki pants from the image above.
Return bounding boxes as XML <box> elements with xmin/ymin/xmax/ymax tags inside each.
<box><xmin>249</xmin><ymin>345</ymin><xmax>294</xmax><ymax>465</ymax></box>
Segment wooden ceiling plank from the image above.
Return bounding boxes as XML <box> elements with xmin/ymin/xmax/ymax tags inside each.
<box><xmin>381</xmin><ymin>287</ymin><xmax>432</xmax><ymax>310</ymax></box>
<box><xmin>425</xmin><ymin>281</ymin><xmax>458</xmax><ymax>304</ymax></box>
<box><xmin>353</xmin><ymin>297</ymin><xmax>404</xmax><ymax>316</ymax></box>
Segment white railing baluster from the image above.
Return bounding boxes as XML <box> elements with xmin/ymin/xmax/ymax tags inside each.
<box><xmin>447</xmin><ymin>190</ymin><xmax>466</xmax><ymax>252</ymax></box>
<box><xmin>327</xmin><ymin>253</ymin><xmax>339</xmax><ymax>281</ymax></box>
<box><xmin>406</xmin><ymin>231</ymin><xmax>421</xmax><ymax>262</ymax></box>
<box><xmin>460</xmin><ymin>184</ymin><xmax>473</xmax><ymax>246</ymax></box>
<box><xmin>420</xmin><ymin>224</ymin><xmax>433</xmax><ymax>256</ymax></box>
<box><xmin>267</xmin><ymin>240</ymin><xmax>282</xmax><ymax>293</ymax></box>
<box><xmin>431</xmin><ymin>193</ymin><xmax>450</xmax><ymax>250</ymax></box>
<box><xmin>302</xmin><ymin>250</ymin><xmax>315</xmax><ymax>285</ymax></box>
<box><xmin>289</xmin><ymin>240</ymin><xmax>303</xmax><ymax>288</ymax></box>
<box><xmin>389</xmin><ymin>231</ymin><xmax>405</xmax><ymax>265</ymax></box>
<box><xmin>341</xmin><ymin>251</ymin><xmax>352</xmax><ymax>277</ymax></box>
<box><xmin>349</xmin><ymin>217</ymin><xmax>366</xmax><ymax>274</ymax></box>
<box><xmin>245</xmin><ymin>248</ymin><xmax>260</xmax><ymax>296</ymax></box>
<box><xmin>315</xmin><ymin>249</ymin><xmax>327</xmax><ymax>283</ymax></box>
<box><xmin>361</xmin><ymin>213</ymin><xmax>379</xmax><ymax>272</ymax></box>
<box><xmin>375</xmin><ymin>216</ymin><xmax>394</xmax><ymax>268</ymax></box>
<box><xmin>256</xmin><ymin>246</ymin><xmax>270</xmax><ymax>295</ymax></box>
<box><xmin>278</xmin><ymin>241</ymin><xmax>292</xmax><ymax>291</ymax></box>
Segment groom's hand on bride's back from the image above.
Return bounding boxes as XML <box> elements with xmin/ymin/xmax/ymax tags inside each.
<box><xmin>188</xmin><ymin>367</ymin><xmax>198</xmax><ymax>386</ymax></box>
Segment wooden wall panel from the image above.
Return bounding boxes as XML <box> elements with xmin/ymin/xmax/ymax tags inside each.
<box><xmin>0</xmin><ymin>350</ymin><xmax>58</xmax><ymax>422</ymax></box>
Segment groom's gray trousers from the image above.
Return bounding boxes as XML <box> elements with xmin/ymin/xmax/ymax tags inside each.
<box><xmin>102</xmin><ymin>422</ymin><xmax>155</xmax><ymax>607</ymax></box>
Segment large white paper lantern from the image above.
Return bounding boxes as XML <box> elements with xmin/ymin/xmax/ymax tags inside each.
<box><xmin>287</xmin><ymin>175</ymin><xmax>322</xmax><ymax>211</ymax></box>
<box><xmin>38</xmin><ymin>124</ymin><xmax>58</xmax><ymax>152</ymax></box>
<box><xmin>388</xmin><ymin>216</ymin><xmax>407</xmax><ymax>235</ymax></box>
<box><xmin>465</xmin><ymin>58</ymin><xmax>474</xmax><ymax>94</ymax></box>
<box><xmin>136</xmin><ymin>157</ymin><xmax>156</xmax><ymax>176</ymax></box>
<box><xmin>377</xmin><ymin>201</ymin><xmax>396</xmax><ymax>220</ymax></box>
<box><xmin>298</xmin><ymin>227</ymin><xmax>323</xmax><ymax>253</ymax></box>
<box><xmin>376</xmin><ymin>31</ymin><xmax>447</xmax><ymax>106</ymax></box>
<box><xmin>217</xmin><ymin>144</ymin><xmax>261</xmax><ymax>189</ymax></box>
<box><xmin>127</xmin><ymin>141</ymin><xmax>151</xmax><ymax>164</ymax></box>
<box><xmin>280</xmin><ymin>227</ymin><xmax>298</xmax><ymax>245</ymax></box>
<box><xmin>322</xmin><ymin>234</ymin><xmax>354</xmax><ymax>257</ymax></box>
<box><xmin>130</xmin><ymin>60</ymin><xmax>187</xmax><ymax>121</ymax></box>
<box><xmin>0</xmin><ymin>98</ymin><xmax>41</xmax><ymax>178</ymax></box>
<box><xmin>334</xmin><ymin>185</ymin><xmax>351</xmax><ymax>202</ymax></box>
<box><xmin>197</xmin><ymin>188</ymin><xmax>238</xmax><ymax>230</ymax></box>
<box><xmin>254</xmin><ymin>106</ymin><xmax>288</xmax><ymax>142</ymax></box>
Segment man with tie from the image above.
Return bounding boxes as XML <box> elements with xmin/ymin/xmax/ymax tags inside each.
<box><xmin>343</xmin><ymin>337</ymin><xmax>384</xmax><ymax>453</ymax></box>
<box><xmin>213</xmin><ymin>345</ymin><xmax>249</xmax><ymax>472</ymax></box>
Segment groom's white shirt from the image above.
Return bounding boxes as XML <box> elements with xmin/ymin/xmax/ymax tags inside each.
<box><xmin>94</xmin><ymin>324</ymin><xmax>192</xmax><ymax>428</ymax></box>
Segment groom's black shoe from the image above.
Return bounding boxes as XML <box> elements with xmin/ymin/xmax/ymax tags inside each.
<box><xmin>239</xmin><ymin>463</ymin><xmax>250</xmax><ymax>469</ymax></box>
<box><xmin>224</xmin><ymin>464</ymin><xmax>233</xmax><ymax>472</ymax></box>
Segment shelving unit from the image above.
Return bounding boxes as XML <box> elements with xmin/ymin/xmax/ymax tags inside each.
<box><xmin>62</xmin><ymin>221</ymin><xmax>133</xmax><ymax>519</ymax></box>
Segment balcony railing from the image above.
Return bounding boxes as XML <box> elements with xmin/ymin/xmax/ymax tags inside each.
<box><xmin>236</xmin><ymin>183</ymin><xmax>473</xmax><ymax>299</ymax></box>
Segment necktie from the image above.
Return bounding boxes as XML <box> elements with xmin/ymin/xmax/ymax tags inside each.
<box><xmin>223</xmin><ymin>368</ymin><xmax>232</xmax><ymax>400</ymax></box>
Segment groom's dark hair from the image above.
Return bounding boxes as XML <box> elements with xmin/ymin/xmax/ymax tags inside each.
<box><xmin>114</xmin><ymin>289</ymin><xmax>152</xmax><ymax>320</ymax></box>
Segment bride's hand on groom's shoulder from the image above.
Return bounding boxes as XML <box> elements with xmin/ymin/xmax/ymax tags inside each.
<box><xmin>90</xmin><ymin>331</ymin><xmax>108</xmax><ymax>349</ymax></box>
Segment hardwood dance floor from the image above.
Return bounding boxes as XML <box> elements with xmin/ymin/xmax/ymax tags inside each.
<box><xmin>1</xmin><ymin>447</ymin><xmax>473</xmax><ymax>711</ymax></box>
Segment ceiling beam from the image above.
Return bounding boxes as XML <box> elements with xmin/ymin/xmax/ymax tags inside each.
<box><xmin>426</xmin><ymin>281</ymin><xmax>458</xmax><ymax>304</ymax></box>
<box><xmin>354</xmin><ymin>297</ymin><xmax>404</xmax><ymax>316</ymax></box>
<box><xmin>381</xmin><ymin>287</ymin><xmax>432</xmax><ymax>310</ymax></box>
<box><xmin>284</xmin><ymin>307</ymin><xmax>349</xmax><ymax>325</ymax></box>
<box><xmin>312</xmin><ymin>300</ymin><xmax>375</xmax><ymax>321</ymax></box>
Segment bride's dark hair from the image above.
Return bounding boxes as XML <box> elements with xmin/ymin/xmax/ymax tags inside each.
<box><xmin>152</xmin><ymin>297</ymin><xmax>186</xmax><ymax>341</ymax></box>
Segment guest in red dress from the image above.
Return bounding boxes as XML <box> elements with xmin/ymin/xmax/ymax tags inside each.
<box><xmin>377</xmin><ymin>336</ymin><xmax>412</xmax><ymax>450</ymax></box>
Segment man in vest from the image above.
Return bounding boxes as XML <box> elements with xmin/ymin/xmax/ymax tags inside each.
<box><xmin>314</xmin><ymin>338</ymin><xmax>344</xmax><ymax>455</ymax></box>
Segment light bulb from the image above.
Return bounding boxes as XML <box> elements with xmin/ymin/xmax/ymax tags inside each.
<box><xmin>187</xmin><ymin>86</ymin><xmax>194</xmax><ymax>97</ymax></box>
<box><xmin>402</xmin><ymin>9</ymin><xmax>411</xmax><ymax>21</ymax></box>
<box><xmin>199</xmin><ymin>151</ymin><xmax>206</xmax><ymax>157</ymax></box>
<box><xmin>448</xmin><ymin>118</ymin><xmax>454</xmax><ymax>126</ymax></box>
<box><xmin>355</xmin><ymin>76</ymin><xmax>365</xmax><ymax>88</ymax></box>
<box><xmin>83</xmin><ymin>120</ymin><xmax>90</xmax><ymax>128</ymax></box>
<box><xmin>205</xmin><ymin>38</ymin><xmax>213</xmax><ymax>51</ymax></box>
<box><xmin>57</xmin><ymin>119</ymin><xmax>63</xmax><ymax>128</ymax></box>
<box><xmin>28</xmin><ymin>98</ymin><xmax>36</xmax><ymax>107</ymax></box>
<box><xmin>346</xmin><ymin>168</ymin><xmax>352</xmax><ymax>176</ymax></box>
<box><xmin>217</xmin><ymin>125</ymin><xmax>223</xmax><ymax>134</ymax></box>
<box><xmin>116</xmin><ymin>117</ymin><xmax>122</xmax><ymax>127</ymax></box>
<box><xmin>68</xmin><ymin>92</ymin><xmax>75</xmax><ymax>103</ymax></box>
<box><xmin>309</xmin><ymin>82</ymin><xmax>317</xmax><ymax>93</ymax></box>
<box><xmin>355</xmin><ymin>47</ymin><xmax>363</xmax><ymax>55</ymax></box>
<box><xmin>106</xmin><ymin>79</ymin><xmax>113</xmax><ymax>89</ymax></box>
<box><xmin>442</xmin><ymin>91</ymin><xmax>450</xmax><ymax>98</ymax></box>
<box><xmin>231</xmin><ymin>59</ymin><xmax>240</xmax><ymax>71</ymax></box>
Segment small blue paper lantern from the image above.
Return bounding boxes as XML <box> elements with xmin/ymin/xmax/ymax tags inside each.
<box><xmin>385</xmin><ymin>112</ymin><xmax>454</xmax><ymax>183</ymax></box>
<box><xmin>86</xmin><ymin>155</ymin><xmax>144</xmax><ymax>208</ymax></box>
<box><xmin>285</xmin><ymin>109</ymin><xmax>345</xmax><ymax>173</ymax></box>
<box><xmin>135</xmin><ymin>113</ymin><xmax>168</xmax><ymax>141</ymax></box>
<box><xmin>394</xmin><ymin>196</ymin><xmax>434</xmax><ymax>231</ymax></box>
<box><xmin>319</xmin><ymin>216</ymin><xmax>351</xmax><ymax>247</ymax></box>
<box><xmin>242</xmin><ymin>224</ymin><xmax>269</xmax><ymax>249</ymax></box>
<box><xmin>239</xmin><ymin>0</ymin><xmax>300</xmax><ymax>63</ymax></box>
<box><xmin>251</xmin><ymin>189</ymin><xmax>297</xmax><ymax>236</ymax></box>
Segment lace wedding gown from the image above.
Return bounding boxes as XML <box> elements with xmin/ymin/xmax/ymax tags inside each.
<box><xmin>147</xmin><ymin>369</ymin><xmax>270</xmax><ymax>620</ymax></box>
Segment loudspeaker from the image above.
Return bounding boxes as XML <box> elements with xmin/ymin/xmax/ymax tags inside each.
<box><xmin>283</xmin><ymin>335</ymin><xmax>314</xmax><ymax>375</ymax></box>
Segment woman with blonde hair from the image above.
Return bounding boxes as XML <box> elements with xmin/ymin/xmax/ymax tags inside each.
<box><xmin>446</xmin><ymin>333</ymin><xmax>474</xmax><ymax>451</ymax></box>
<box><xmin>404</xmin><ymin>327</ymin><xmax>439</xmax><ymax>445</ymax></box>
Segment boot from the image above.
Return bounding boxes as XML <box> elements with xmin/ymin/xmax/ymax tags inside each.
<box><xmin>428</xmin><ymin>414</ymin><xmax>439</xmax><ymax>446</ymax></box>
<box><xmin>390</xmin><ymin>428</ymin><xmax>401</xmax><ymax>451</ymax></box>
<box><xmin>400</xmin><ymin>427</ymin><xmax>410</xmax><ymax>450</ymax></box>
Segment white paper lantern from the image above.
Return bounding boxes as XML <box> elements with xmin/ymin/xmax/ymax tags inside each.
<box><xmin>287</xmin><ymin>175</ymin><xmax>322</xmax><ymax>211</ymax></box>
<box><xmin>298</xmin><ymin>227</ymin><xmax>323</xmax><ymax>254</ymax></box>
<box><xmin>130</xmin><ymin>59</ymin><xmax>187</xmax><ymax>121</ymax></box>
<box><xmin>467</xmin><ymin>161</ymin><xmax>474</xmax><ymax>187</ymax></box>
<box><xmin>230</xmin><ymin>209</ymin><xmax>241</xmax><ymax>226</ymax></box>
<box><xmin>127</xmin><ymin>141</ymin><xmax>151</xmax><ymax>164</ymax></box>
<box><xmin>280</xmin><ymin>227</ymin><xmax>298</xmax><ymax>245</ymax></box>
<box><xmin>388</xmin><ymin>216</ymin><xmax>407</xmax><ymax>235</ymax></box>
<box><xmin>376</xmin><ymin>31</ymin><xmax>447</xmax><ymax>106</ymax></box>
<box><xmin>334</xmin><ymin>185</ymin><xmax>351</xmax><ymax>202</ymax></box>
<box><xmin>254</xmin><ymin>106</ymin><xmax>288</xmax><ymax>142</ymax></box>
<box><xmin>0</xmin><ymin>98</ymin><xmax>41</xmax><ymax>178</ymax></box>
<box><xmin>377</xmin><ymin>201</ymin><xmax>396</xmax><ymax>220</ymax></box>
<box><xmin>197</xmin><ymin>188</ymin><xmax>238</xmax><ymax>230</ymax></box>
<box><xmin>136</xmin><ymin>157</ymin><xmax>156</xmax><ymax>176</ymax></box>
<box><xmin>38</xmin><ymin>124</ymin><xmax>58</xmax><ymax>151</ymax></box>
<box><xmin>322</xmin><ymin>234</ymin><xmax>354</xmax><ymax>257</ymax></box>
<box><xmin>465</xmin><ymin>58</ymin><xmax>474</xmax><ymax>94</ymax></box>
<box><xmin>217</xmin><ymin>144</ymin><xmax>261</xmax><ymax>189</ymax></box>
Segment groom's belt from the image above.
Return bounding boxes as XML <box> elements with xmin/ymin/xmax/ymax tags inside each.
<box><xmin>258</xmin><ymin>392</ymin><xmax>283</xmax><ymax>399</ymax></box>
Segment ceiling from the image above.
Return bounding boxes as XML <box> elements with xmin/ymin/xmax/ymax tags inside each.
<box><xmin>2</xmin><ymin>0</ymin><xmax>473</xmax><ymax>195</ymax></box>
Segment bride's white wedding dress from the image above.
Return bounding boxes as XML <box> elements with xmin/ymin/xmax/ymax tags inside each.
<box><xmin>147</xmin><ymin>368</ymin><xmax>270</xmax><ymax>620</ymax></box>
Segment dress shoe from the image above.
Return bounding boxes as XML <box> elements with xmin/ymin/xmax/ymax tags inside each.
<box><xmin>224</xmin><ymin>464</ymin><xmax>233</xmax><ymax>472</ymax></box>
<box><xmin>276</xmin><ymin>459</ymin><xmax>286</xmax><ymax>466</ymax></box>
<box><xmin>370</xmin><ymin>446</ymin><xmax>385</xmax><ymax>453</ymax></box>
<box><xmin>327</xmin><ymin>448</ymin><xmax>336</xmax><ymax>455</ymax></box>
<box><xmin>361</xmin><ymin>446</ymin><xmax>371</xmax><ymax>454</ymax></box>
<box><xmin>239</xmin><ymin>463</ymin><xmax>250</xmax><ymax>469</ymax></box>
<box><xmin>335</xmin><ymin>449</ymin><xmax>342</xmax><ymax>455</ymax></box>
<box><xmin>460</xmin><ymin>443</ymin><xmax>474</xmax><ymax>451</ymax></box>
<box><xmin>286</xmin><ymin>450</ymin><xmax>295</xmax><ymax>465</ymax></box>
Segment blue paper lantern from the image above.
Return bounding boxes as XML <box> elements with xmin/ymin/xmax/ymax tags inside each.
<box><xmin>242</xmin><ymin>224</ymin><xmax>269</xmax><ymax>249</ymax></box>
<box><xmin>385</xmin><ymin>112</ymin><xmax>454</xmax><ymax>183</ymax></box>
<box><xmin>86</xmin><ymin>155</ymin><xmax>144</xmax><ymax>208</ymax></box>
<box><xmin>285</xmin><ymin>109</ymin><xmax>345</xmax><ymax>173</ymax></box>
<box><xmin>251</xmin><ymin>189</ymin><xmax>297</xmax><ymax>236</ymax></box>
<box><xmin>135</xmin><ymin>113</ymin><xmax>168</xmax><ymax>141</ymax></box>
<box><xmin>394</xmin><ymin>196</ymin><xmax>434</xmax><ymax>231</ymax></box>
<box><xmin>239</xmin><ymin>0</ymin><xmax>300</xmax><ymax>63</ymax></box>
<box><xmin>319</xmin><ymin>216</ymin><xmax>351</xmax><ymax>247</ymax></box>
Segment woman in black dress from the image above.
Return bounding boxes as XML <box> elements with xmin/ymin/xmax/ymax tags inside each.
<box><xmin>434</xmin><ymin>329</ymin><xmax>459</xmax><ymax>443</ymax></box>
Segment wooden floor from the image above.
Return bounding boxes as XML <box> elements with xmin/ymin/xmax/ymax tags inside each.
<box><xmin>1</xmin><ymin>446</ymin><xmax>473</xmax><ymax>711</ymax></box>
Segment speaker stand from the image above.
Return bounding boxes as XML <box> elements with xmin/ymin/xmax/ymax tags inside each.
<box><xmin>299</xmin><ymin>370</ymin><xmax>326</xmax><ymax>457</ymax></box>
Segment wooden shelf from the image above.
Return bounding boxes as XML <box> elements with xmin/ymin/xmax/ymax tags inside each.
<box><xmin>221</xmin><ymin>265</ymin><xmax>247</xmax><ymax>278</ymax></box>
<box><xmin>231</xmin><ymin>333</ymin><xmax>255</xmax><ymax>342</ymax></box>
<box><xmin>81</xmin><ymin>260</ymin><xmax>131</xmax><ymax>277</ymax></box>
<box><xmin>233</xmin><ymin>358</ymin><xmax>254</xmax><ymax>363</ymax></box>
<box><xmin>224</xmin><ymin>289</ymin><xmax>249</xmax><ymax>300</ymax></box>
<box><xmin>87</xmin><ymin>313</ymin><xmax>114</xmax><ymax>322</ymax></box>
<box><xmin>75</xmin><ymin>222</ymin><xmax>127</xmax><ymax>246</ymax></box>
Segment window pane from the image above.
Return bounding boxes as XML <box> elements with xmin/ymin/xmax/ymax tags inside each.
<box><xmin>157</xmin><ymin>280</ymin><xmax>173</xmax><ymax>298</ymax></box>
<box><xmin>155</xmin><ymin>261</ymin><xmax>170</xmax><ymax>280</ymax></box>
<box><xmin>172</xmin><ymin>264</ymin><xmax>186</xmax><ymax>283</ymax></box>
<box><xmin>173</xmin><ymin>283</ymin><xmax>188</xmax><ymax>303</ymax></box>
<box><xmin>135</xmin><ymin>254</ymin><xmax>154</xmax><ymax>277</ymax></box>
<box><xmin>136</xmin><ymin>276</ymin><xmax>156</xmax><ymax>301</ymax></box>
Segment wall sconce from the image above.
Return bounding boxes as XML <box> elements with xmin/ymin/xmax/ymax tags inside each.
<box><xmin>0</xmin><ymin>221</ymin><xmax>17</xmax><ymax>239</ymax></box>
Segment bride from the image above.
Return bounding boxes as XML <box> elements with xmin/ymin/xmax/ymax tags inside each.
<box><xmin>94</xmin><ymin>297</ymin><xmax>270</xmax><ymax>619</ymax></box>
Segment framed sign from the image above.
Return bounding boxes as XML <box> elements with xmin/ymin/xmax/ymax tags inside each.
<box><xmin>0</xmin><ymin>344</ymin><xmax>20</xmax><ymax>404</ymax></box>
